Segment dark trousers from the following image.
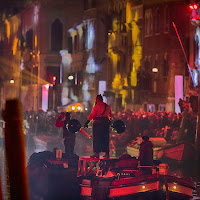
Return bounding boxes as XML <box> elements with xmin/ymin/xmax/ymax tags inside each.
<box><xmin>64</xmin><ymin>136</ymin><xmax>75</xmax><ymax>159</ymax></box>
<box><xmin>93</xmin><ymin>118</ymin><xmax>110</xmax><ymax>155</ymax></box>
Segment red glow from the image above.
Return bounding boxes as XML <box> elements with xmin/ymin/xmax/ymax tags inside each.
<box><xmin>189</xmin><ymin>4</ymin><xmax>198</xmax><ymax>10</ymax></box>
<box><xmin>189</xmin><ymin>5</ymin><xmax>194</xmax><ymax>9</ymax></box>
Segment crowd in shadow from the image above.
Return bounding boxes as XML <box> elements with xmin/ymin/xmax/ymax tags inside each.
<box><xmin>19</xmin><ymin>101</ymin><xmax>197</xmax><ymax>158</ymax></box>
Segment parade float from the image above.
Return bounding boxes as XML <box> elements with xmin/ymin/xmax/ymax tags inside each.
<box><xmin>79</xmin><ymin>157</ymin><xmax>194</xmax><ymax>200</ymax></box>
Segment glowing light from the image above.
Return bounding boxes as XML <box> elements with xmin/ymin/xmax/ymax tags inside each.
<box><xmin>35</xmin><ymin>35</ymin><xmax>37</xmax><ymax>48</ymax></box>
<box><xmin>142</xmin><ymin>185</ymin><xmax>146</xmax><ymax>189</ymax></box>
<box><xmin>53</xmin><ymin>76</ymin><xmax>56</xmax><ymax>81</ymax></box>
<box><xmin>152</xmin><ymin>67</ymin><xmax>158</xmax><ymax>73</ymax></box>
<box><xmin>85</xmin><ymin>108</ymin><xmax>88</xmax><ymax>111</ymax></box>
<box><xmin>12</xmin><ymin>37</ymin><xmax>18</xmax><ymax>55</ymax></box>
<box><xmin>33</xmin><ymin>5</ymin><xmax>39</xmax><ymax>24</ymax></box>
<box><xmin>173</xmin><ymin>185</ymin><xmax>177</xmax><ymax>189</ymax></box>
<box><xmin>42</xmin><ymin>84</ymin><xmax>49</xmax><ymax>112</ymax></box>
<box><xmin>10</xmin><ymin>79</ymin><xmax>14</xmax><ymax>84</ymax></box>
<box><xmin>5</xmin><ymin>19</ymin><xmax>10</xmax><ymax>39</ymax></box>
<box><xmin>44</xmin><ymin>84</ymin><xmax>49</xmax><ymax>90</ymax></box>
<box><xmin>189</xmin><ymin>5</ymin><xmax>194</xmax><ymax>9</ymax></box>
<box><xmin>88</xmin><ymin>23</ymin><xmax>95</xmax><ymax>49</ymax></box>
<box><xmin>86</xmin><ymin>54</ymin><xmax>96</xmax><ymax>73</ymax></box>
<box><xmin>190</xmin><ymin>4</ymin><xmax>198</xmax><ymax>10</ymax></box>
<box><xmin>60</xmin><ymin>50</ymin><xmax>72</xmax><ymax>66</ymax></box>
<box><xmin>77</xmin><ymin>106</ymin><xmax>81</xmax><ymax>110</ymax></box>
<box><xmin>175</xmin><ymin>75</ymin><xmax>183</xmax><ymax>114</ymax></box>
<box><xmin>68</xmin><ymin>75</ymin><xmax>74</xmax><ymax>80</ymax></box>
<box><xmin>112</xmin><ymin>74</ymin><xmax>122</xmax><ymax>90</ymax></box>
<box><xmin>72</xmin><ymin>106</ymin><xmax>75</xmax><ymax>110</ymax></box>
<box><xmin>99</xmin><ymin>81</ymin><xmax>106</xmax><ymax>99</ymax></box>
<box><xmin>20</xmin><ymin>60</ymin><xmax>24</xmax><ymax>70</ymax></box>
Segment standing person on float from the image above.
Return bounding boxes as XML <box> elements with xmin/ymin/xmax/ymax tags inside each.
<box><xmin>138</xmin><ymin>136</ymin><xmax>153</xmax><ymax>174</ymax></box>
<box><xmin>84</xmin><ymin>94</ymin><xmax>112</xmax><ymax>158</ymax></box>
<box><xmin>55</xmin><ymin>112</ymin><xmax>76</xmax><ymax>159</ymax></box>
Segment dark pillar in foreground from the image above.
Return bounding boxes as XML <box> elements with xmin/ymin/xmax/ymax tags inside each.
<box><xmin>3</xmin><ymin>99</ymin><xmax>29</xmax><ymax>200</ymax></box>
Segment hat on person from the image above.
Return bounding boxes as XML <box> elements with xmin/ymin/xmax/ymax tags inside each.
<box><xmin>96</xmin><ymin>94</ymin><xmax>103</xmax><ymax>102</ymax></box>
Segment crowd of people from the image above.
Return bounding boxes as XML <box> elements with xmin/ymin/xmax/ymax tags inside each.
<box><xmin>13</xmin><ymin>101</ymin><xmax>196</xmax><ymax>158</ymax></box>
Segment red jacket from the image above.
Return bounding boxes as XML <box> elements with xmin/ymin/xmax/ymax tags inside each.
<box><xmin>88</xmin><ymin>101</ymin><xmax>112</xmax><ymax>121</ymax></box>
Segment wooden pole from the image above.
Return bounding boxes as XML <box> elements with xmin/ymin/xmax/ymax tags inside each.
<box><xmin>3</xmin><ymin>99</ymin><xmax>29</xmax><ymax>200</ymax></box>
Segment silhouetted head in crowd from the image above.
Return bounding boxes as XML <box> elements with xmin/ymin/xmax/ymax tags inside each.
<box><xmin>142</xmin><ymin>135</ymin><xmax>150</xmax><ymax>142</ymax></box>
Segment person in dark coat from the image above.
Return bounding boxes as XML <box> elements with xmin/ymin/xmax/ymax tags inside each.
<box><xmin>84</xmin><ymin>94</ymin><xmax>112</xmax><ymax>158</ymax></box>
<box><xmin>138</xmin><ymin>136</ymin><xmax>153</xmax><ymax>166</ymax></box>
<box><xmin>55</xmin><ymin>112</ymin><xmax>76</xmax><ymax>159</ymax></box>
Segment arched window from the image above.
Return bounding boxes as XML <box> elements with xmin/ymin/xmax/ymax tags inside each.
<box><xmin>51</xmin><ymin>18</ymin><xmax>63</xmax><ymax>52</ymax></box>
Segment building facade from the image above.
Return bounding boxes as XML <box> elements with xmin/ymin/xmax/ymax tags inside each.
<box><xmin>0</xmin><ymin>0</ymin><xmax>194</xmax><ymax>113</ymax></box>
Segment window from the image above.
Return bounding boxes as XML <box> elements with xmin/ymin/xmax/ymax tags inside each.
<box><xmin>148</xmin><ymin>104</ymin><xmax>155</xmax><ymax>112</ymax></box>
<box><xmin>74</xmin><ymin>34</ymin><xmax>79</xmax><ymax>52</ymax></box>
<box><xmin>51</xmin><ymin>19</ymin><xmax>63</xmax><ymax>52</ymax></box>
<box><xmin>145</xmin><ymin>9</ymin><xmax>153</xmax><ymax>36</ymax></box>
<box><xmin>84</xmin><ymin>0</ymin><xmax>96</xmax><ymax>10</ymax></box>
<box><xmin>26</xmin><ymin>29</ymin><xmax>33</xmax><ymax>50</ymax></box>
<box><xmin>68</xmin><ymin>37</ymin><xmax>73</xmax><ymax>53</ymax></box>
<box><xmin>159</xmin><ymin>104</ymin><xmax>166</xmax><ymax>111</ymax></box>
<box><xmin>164</xmin><ymin>6</ymin><xmax>169</xmax><ymax>33</ymax></box>
<box><xmin>84</xmin><ymin>0</ymin><xmax>89</xmax><ymax>10</ymax></box>
<box><xmin>145</xmin><ymin>12</ymin><xmax>149</xmax><ymax>36</ymax></box>
<box><xmin>144</xmin><ymin>56</ymin><xmax>151</xmax><ymax>72</ymax></box>
<box><xmin>155</xmin><ymin>8</ymin><xmax>160</xmax><ymax>34</ymax></box>
<box><xmin>83</xmin><ymin>25</ymin><xmax>88</xmax><ymax>50</ymax></box>
<box><xmin>46</xmin><ymin>66</ymin><xmax>60</xmax><ymax>84</ymax></box>
<box><xmin>91</xmin><ymin>0</ymin><xmax>96</xmax><ymax>8</ymax></box>
<box><xmin>163</xmin><ymin>53</ymin><xmax>169</xmax><ymax>76</ymax></box>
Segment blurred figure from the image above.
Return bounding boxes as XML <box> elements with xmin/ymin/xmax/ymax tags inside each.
<box><xmin>55</xmin><ymin>112</ymin><xmax>76</xmax><ymax>159</ymax></box>
<box><xmin>178</xmin><ymin>98</ymin><xmax>184</xmax><ymax>113</ymax></box>
<box><xmin>138</xmin><ymin>136</ymin><xmax>153</xmax><ymax>168</ymax></box>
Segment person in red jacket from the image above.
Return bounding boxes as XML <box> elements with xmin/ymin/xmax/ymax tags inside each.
<box><xmin>84</xmin><ymin>95</ymin><xmax>112</xmax><ymax>158</ymax></box>
<box><xmin>55</xmin><ymin>112</ymin><xmax>76</xmax><ymax>159</ymax></box>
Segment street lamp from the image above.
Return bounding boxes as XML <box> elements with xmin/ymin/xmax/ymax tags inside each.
<box><xmin>68</xmin><ymin>75</ymin><xmax>74</xmax><ymax>80</ymax></box>
<box><xmin>152</xmin><ymin>67</ymin><xmax>158</xmax><ymax>73</ymax></box>
<box><xmin>10</xmin><ymin>79</ymin><xmax>14</xmax><ymax>84</ymax></box>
